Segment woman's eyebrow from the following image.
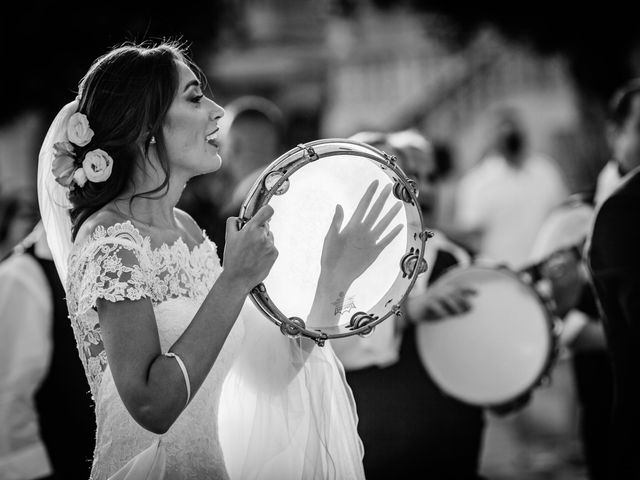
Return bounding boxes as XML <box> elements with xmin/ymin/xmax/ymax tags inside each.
<box><xmin>183</xmin><ymin>79</ymin><xmax>200</xmax><ymax>92</ymax></box>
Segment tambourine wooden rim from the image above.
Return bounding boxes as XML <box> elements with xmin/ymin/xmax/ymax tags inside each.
<box><xmin>239</xmin><ymin>138</ymin><xmax>431</xmax><ymax>346</ymax></box>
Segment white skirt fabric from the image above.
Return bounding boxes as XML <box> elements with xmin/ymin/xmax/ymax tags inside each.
<box><xmin>219</xmin><ymin>300</ymin><xmax>366</xmax><ymax>480</ymax></box>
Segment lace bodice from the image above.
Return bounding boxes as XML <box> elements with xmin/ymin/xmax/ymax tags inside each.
<box><xmin>66</xmin><ymin>220</ymin><xmax>243</xmax><ymax>479</ymax></box>
<box><xmin>66</xmin><ymin>220</ymin><xmax>222</xmax><ymax>398</ymax></box>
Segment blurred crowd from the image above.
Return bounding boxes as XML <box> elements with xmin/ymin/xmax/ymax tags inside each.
<box><xmin>3</xmin><ymin>74</ymin><xmax>640</xmax><ymax>480</ymax></box>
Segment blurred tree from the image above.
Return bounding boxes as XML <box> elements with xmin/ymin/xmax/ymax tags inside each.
<box><xmin>0</xmin><ymin>0</ymin><xmax>229</xmax><ymax>127</ymax></box>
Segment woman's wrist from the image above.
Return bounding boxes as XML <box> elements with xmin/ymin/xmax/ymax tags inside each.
<box><xmin>316</xmin><ymin>270</ymin><xmax>352</xmax><ymax>297</ymax></box>
<box><xmin>217</xmin><ymin>269</ymin><xmax>253</xmax><ymax>298</ymax></box>
<box><xmin>307</xmin><ymin>273</ymin><xmax>353</xmax><ymax>328</ymax></box>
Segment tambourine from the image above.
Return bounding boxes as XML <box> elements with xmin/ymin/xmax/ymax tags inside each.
<box><xmin>239</xmin><ymin>139</ymin><xmax>431</xmax><ymax>346</ymax></box>
<box><xmin>415</xmin><ymin>264</ymin><xmax>561</xmax><ymax>410</ymax></box>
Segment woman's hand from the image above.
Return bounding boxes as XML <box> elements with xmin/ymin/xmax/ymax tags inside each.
<box><xmin>307</xmin><ymin>181</ymin><xmax>403</xmax><ymax>328</ymax></box>
<box><xmin>222</xmin><ymin>205</ymin><xmax>278</xmax><ymax>294</ymax></box>
<box><xmin>319</xmin><ymin>180</ymin><xmax>404</xmax><ymax>285</ymax></box>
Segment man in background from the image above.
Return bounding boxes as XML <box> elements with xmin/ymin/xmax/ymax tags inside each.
<box><xmin>0</xmin><ymin>222</ymin><xmax>94</xmax><ymax>480</ymax></box>
<box><xmin>586</xmin><ymin>77</ymin><xmax>640</xmax><ymax>479</ymax></box>
<box><xmin>451</xmin><ymin>105</ymin><xmax>569</xmax><ymax>269</ymax></box>
<box><xmin>178</xmin><ymin>95</ymin><xmax>285</xmax><ymax>259</ymax></box>
<box><xmin>218</xmin><ymin>95</ymin><xmax>286</xmax><ymax>219</ymax></box>
<box><xmin>335</xmin><ymin>130</ymin><xmax>485</xmax><ymax>480</ymax></box>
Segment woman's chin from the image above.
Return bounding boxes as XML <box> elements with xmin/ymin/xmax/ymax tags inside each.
<box><xmin>187</xmin><ymin>152</ymin><xmax>222</xmax><ymax>177</ymax></box>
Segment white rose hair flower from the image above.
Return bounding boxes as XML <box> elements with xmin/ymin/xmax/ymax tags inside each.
<box><xmin>67</xmin><ymin>112</ymin><xmax>94</xmax><ymax>147</ymax></box>
<box><xmin>51</xmin><ymin>110</ymin><xmax>114</xmax><ymax>189</ymax></box>
<box><xmin>82</xmin><ymin>149</ymin><xmax>113</xmax><ymax>183</ymax></box>
<box><xmin>72</xmin><ymin>167</ymin><xmax>88</xmax><ymax>187</ymax></box>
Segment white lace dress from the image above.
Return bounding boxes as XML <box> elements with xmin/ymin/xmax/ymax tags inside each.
<box><xmin>66</xmin><ymin>220</ymin><xmax>366</xmax><ymax>480</ymax></box>
<box><xmin>66</xmin><ymin>221</ymin><xmax>242</xmax><ymax>479</ymax></box>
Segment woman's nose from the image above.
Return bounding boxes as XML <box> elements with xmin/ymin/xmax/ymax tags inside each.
<box><xmin>208</xmin><ymin>100</ymin><xmax>225</xmax><ymax>121</ymax></box>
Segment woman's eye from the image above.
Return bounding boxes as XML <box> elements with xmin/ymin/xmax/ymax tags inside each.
<box><xmin>192</xmin><ymin>94</ymin><xmax>204</xmax><ymax>103</ymax></box>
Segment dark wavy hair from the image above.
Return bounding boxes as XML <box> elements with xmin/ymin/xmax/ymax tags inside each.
<box><xmin>68</xmin><ymin>39</ymin><xmax>205</xmax><ymax>240</ymax></box>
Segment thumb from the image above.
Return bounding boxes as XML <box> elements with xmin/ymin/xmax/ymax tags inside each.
<box><xmin>225</xmin><ymin>216</ymin><xmax>242</xmax><ymax>239</ymax></box>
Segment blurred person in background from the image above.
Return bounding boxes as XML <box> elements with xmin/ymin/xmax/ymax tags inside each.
<box><xmin>586</xmin><ymin>77</ymin><xmax>640</xmax><ymax>479</ymax></box>
<box><xmin>594</xmin><ymin>158</ymin><xmax>622</xmax><ymax>207</ymax></box>
<box><xmin>447</xmin><ymin>105</ymin><xmax>577</xmax><ymax>479</ymax></box>
<box><xmin>527</xmin><ymin>193</ymin><xmax>611</xmax><ymax>480</ymax></box>
<box><xmin>478</xmin><ymin>82</ymin><xmax>639</xmax><ymax>479</ymax></box>
<box><xmin>218</xmin><ymin>96</ymin><xmax>286</xmax><ymax>218</ymax></box>
<box><xmin>0</xmin><ymin>193</ymin><xmax>39</xmax><ymax>261</ymax></box>
<box><xmin>334</xmin><ymin>129</ymin><xmax>485</xmax><ymax>480</ymax></box>
<box><xmin>593</xmin><ymin>79</ymin><xmax>640</xmax><ymax>205</ymax></box>
<box><xmin>451</xmin><ymin>105</ymin><xmax>569</xmax><ymax>269</ymax></box>
<box><xmin>428</xmin><ymin>139</ymin><xmax>458</xmax><ymax>230</ymax></box>
<box><xmin>179</xmin><ymin>95</ymin><xmax>286</xmax><ymax>261</ymax></box>
<box><xmin>0</xmin><ymin>221</ymin><xmax>94</xmax><ymax>479</ymax></box>
<box><xmin>531</xmin><ymin>81</ymin><xmax>640</xmax><ymax>476</ymax></box>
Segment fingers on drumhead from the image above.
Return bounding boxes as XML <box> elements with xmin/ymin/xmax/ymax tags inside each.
<box><xmin>332</xmin><ymin>204</ymin><xmax>345</xmax><ymax>228</ymax></box>
<box><xmin>377</xmin><ymin>223</ymin><xmax>404</xmax><ymax>248</ymax></box>
<box><xmin>372</xmin><ymin>202</ymin><xmax>403</xmax><ymax>237</ymax></box>
<box><xmin>363</xmin><ymin>184</ymin><xmax>392</xmax><ymax>226</ymax></box>
<box><xmin>366</xmin><ymin>179</ymin><xmax>380</xmax><ymax>191</ymax></box>
<box><xmin>354</xmin><ymin>180</ymin><xmax>380</xmax><ymax>218</ymax></box>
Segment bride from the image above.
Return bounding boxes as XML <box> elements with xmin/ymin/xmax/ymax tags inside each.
<box><xmin>37</xmin><ymin>40</ymin><xmax>400</xmax><ymax>479</ymax></box>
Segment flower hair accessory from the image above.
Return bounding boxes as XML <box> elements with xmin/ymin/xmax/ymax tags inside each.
<box><xmin>67</xmin><ymin>112</ymin><xmax>94</xmax><ymax>146</ymax></box>
<box><xmin>83</xmin><ymin>149</ymin><xmax>113</xmax><ymax>183</ymax></box>
<box><xmin>51</xmin><ymin>111</ymin><xmax>113</xmax><ymax>189</ymax></box>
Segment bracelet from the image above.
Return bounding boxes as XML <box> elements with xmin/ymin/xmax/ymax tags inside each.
<box><xmin>164</xmin><ymin>352</ymin><xmax>191</xmax><ymax>407</ymax></box>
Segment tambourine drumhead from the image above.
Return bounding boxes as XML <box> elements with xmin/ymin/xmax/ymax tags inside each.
<box><xmin>416</xmin><ymin>265</ymin><xmax>555</xmax><ymax>406</ymax></box>
<box><xmin>240</xmin><ymin>139</ymin><xmax>427</xmax><ymax>342</ymax></box>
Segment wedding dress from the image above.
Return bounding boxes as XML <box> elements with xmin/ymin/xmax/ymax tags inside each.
<box><xmin>65</xmin><ymin>220</ymin><xmax>365</xmax><ymax>480</ymax></box>
<box><xmin>66</xmin><ymin>220</ymin><xmax>241</xmax><ymax>479</ymax></box>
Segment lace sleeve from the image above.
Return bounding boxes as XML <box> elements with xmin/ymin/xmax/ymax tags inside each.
<box><xmin>66</xmin><ymin>222</ymin><xmax>152</xmax><ymax>398</ymax></box>
<box><xmin>67</xmin><ymin>222</ymin><xmax>151</xmax><ymax>318</ymax></box>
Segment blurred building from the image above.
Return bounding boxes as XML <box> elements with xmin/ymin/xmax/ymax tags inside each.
<box><xmin>206</xmin><ymin>0</ymin><xmax>330</xmax><ymax>147</ymax></box>
<box><xmin>209</xmin><ymin>1</ymin><xmax>589</xmax><ymax>194</ymax></box>
<box><xmin>0</xmin><ymin>0</ymin><xmax>599</xmax><ymax>258</ymax></box>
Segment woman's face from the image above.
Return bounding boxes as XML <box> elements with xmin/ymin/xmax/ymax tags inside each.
<box><xmin>162</xmin><ymin>61</ymin><xmax>225</xmax><ymax>177</ymax></box>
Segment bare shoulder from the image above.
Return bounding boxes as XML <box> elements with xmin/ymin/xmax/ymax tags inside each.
<box><xmin>74</xmin><ymin>207</ymin><xmax>131</xmax><ymax>245</ymax></box>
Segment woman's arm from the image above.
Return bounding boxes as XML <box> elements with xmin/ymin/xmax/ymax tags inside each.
<box><xmin>97</xmin><ymin>206</ymin><xmax>277</xmax><ymax>434</ymax></box>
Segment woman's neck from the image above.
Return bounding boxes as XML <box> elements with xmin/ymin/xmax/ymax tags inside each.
<box><xmin>114</xmin><ymin>165</ymin><xmax>188</xmax><ymax>231</ymax></box>
<box><xmin>112</xmin><ymin>196</ymin><xmax>177</xmax><ymax>230</ymax></box>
